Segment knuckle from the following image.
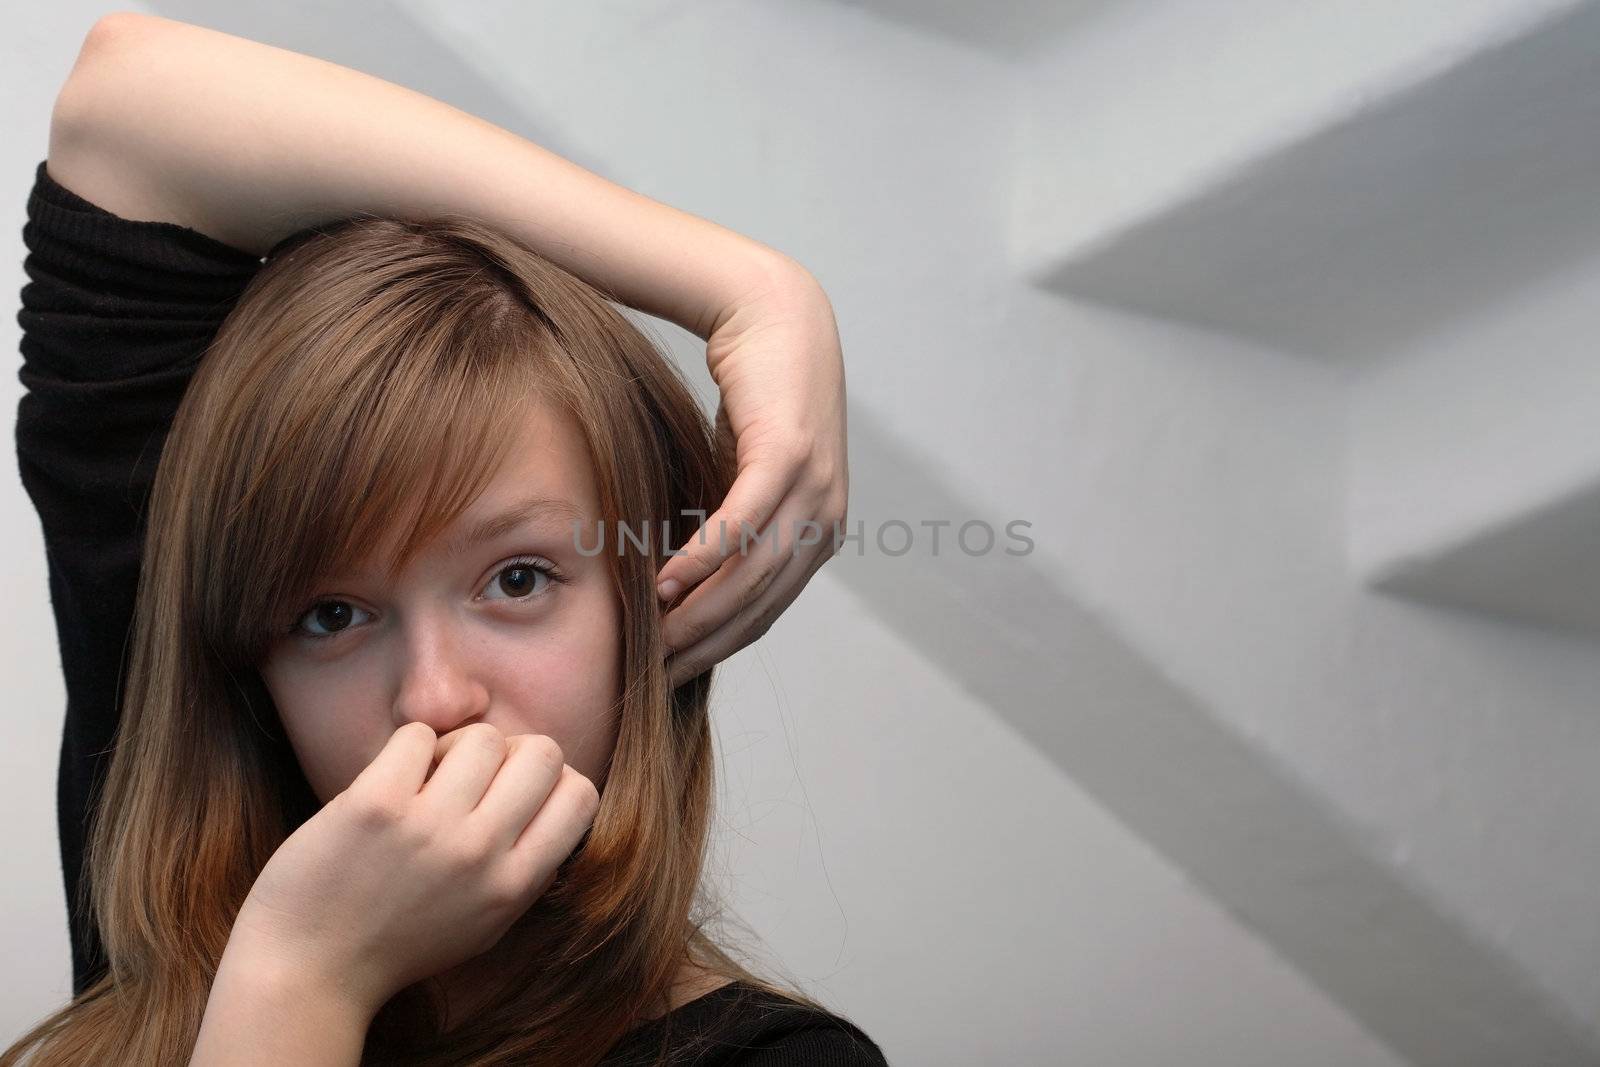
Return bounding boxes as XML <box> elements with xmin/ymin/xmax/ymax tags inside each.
<box><xmin>565</xmin><ymin>768</ymin><xmax>601</xmax><ymax>820</ymax></box>
<box><xmin>741</xmin><ymin>555</ymin><xmax>781</xmax><ymax>601</ymax></box>
<box><xmin>805</xmin><ymin>453</ymin><xmax>841</xmax><ymax>493</ymax></box>
<box><xmin>343</xmin><ymin>789</ymin><xmax>407</xmax><ymax>831</ymax></box>
<box><xmin>398</xmin><ymin>721</ymin><xmax>436</xmax><ymax>744</ymax></box>
<box><xmin>826</xmin><ymin>512</ymin><xmax>848</xmax><ymax>556</ymax></box>
<box><xmin>670</xmin><ymin>655</ymin><xmax>705</xmax><ymax>687</ymax></box>
<box><xmin>675</xmin><ymin>612</ymin><xmax>713</xmax><ymax>650</ymax></box>
<box><xmin>462</xmin><ymin>722</ymin><xmax>507</xmax><ymax>753</ymax></box>
<box><xmin>448</xmin><ymin>825</ymin><xmax>496</xmax><ymax>868</ymax></box>
<box><xmin>687</xmin><ymin>537</ymin><xmax>723</xmax><ymax>570</ymax></box>
<box><xmin>725</xmin><ymin>508</ymin><xmax>764</xmax><ymax>543</ymax></box>
<box><xmin>524</xmin><ymin>733</ymin><xmax>564</xmax><ymax>774</ymax></box>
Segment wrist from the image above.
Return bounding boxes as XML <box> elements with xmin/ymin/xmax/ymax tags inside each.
<box><xmin>215</xmin><ymin>934</ymin><xmax>384</xmax><ymax>1026</ymax></box>
<box><xmin>700</xmin><ymin>254</ymin><xmax>825</xmax><ymax>363</ymax></box>
<box><xmin>698</xmin><ymin>245</ymin><xmax>821</xmax><ymax>344</ymax></box>
<box><xmin>703</xmin><ymin>261</ymin><xmax>835</xmax><ymax>391</ymax></box>
<box><xmin>192</xmin><ymin>942</ymin><xmax>375</xmax><ymax>1065</ymax></box>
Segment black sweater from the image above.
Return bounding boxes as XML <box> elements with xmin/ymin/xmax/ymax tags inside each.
<box><xmin>15</xmin><ymin>159</ymin><xmax>887</xmax><ymax>1065</ymax></box>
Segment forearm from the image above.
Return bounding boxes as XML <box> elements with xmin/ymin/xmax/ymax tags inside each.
<box><xmin>191</xmin><ymin>948</ymin><xmax>372</xmax><ymax>1066</ymax></box>
<box><xmin>50</xmin><ymin>11</ymin><xmax>802</xmax><ymax>340</ymax></box>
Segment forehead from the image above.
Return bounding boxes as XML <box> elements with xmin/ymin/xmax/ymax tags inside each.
<box><xmin>476</xmin><ymin>395</ymin><xmax>601</xmax><ymax>517</ymax></box>
<box><xmin>364</xmin><ymin>394</ymin><xmax>602</xmax><ymax>573</ymax></box>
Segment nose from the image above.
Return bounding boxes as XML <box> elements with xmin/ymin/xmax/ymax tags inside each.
<box><xmin>391</xmin><ymin>616</ymin><xmax>491</xmax><ymax>734</ymax></box>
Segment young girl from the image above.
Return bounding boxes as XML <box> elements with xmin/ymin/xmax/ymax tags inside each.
<box><xmin>8</xmin><ymin>13</ymin><xmax>872</xmax><ymax>1067</ymax></box>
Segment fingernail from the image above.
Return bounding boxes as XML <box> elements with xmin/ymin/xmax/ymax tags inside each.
<box><xmin>657</xmin><ymin>578</ymin><xmax>681</xmax><ymax>601</ymax></box>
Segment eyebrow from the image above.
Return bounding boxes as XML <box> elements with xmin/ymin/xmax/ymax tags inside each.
<box><xmin>444</xmin><ymin>496</ymin><xmax>586</xmax><ymax>559</ymax></box>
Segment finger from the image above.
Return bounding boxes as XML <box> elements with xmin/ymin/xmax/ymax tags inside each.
<box><xmin>653</xmin><ymin>456</ymin><xmax>801</xmax><ymax>603</ymax></box>
<box><xmin>426</xmin><ymin>726</ymin><xmax>478</xmax><ymax>781</ymax></box>
<box><xmin>666</xmin><ymin>535</ymin><xmax>834</xmax><ymax>688</ymax></box>
<box><xmin>507</xmin><ymin>765</ymin><xmax>601</xmax><ymax>898</ymax></box>
<box><xmin>658</xmin><ymin>491</ymin><xmax>820</xmax><ymax>653</ymax></box>
<box><xmin>418</xmin><ymin>723</ymin><xmax>507</xmax><ymax>816</ymax></box>
<box><xmin>666</xmin><ymin>544</ymin><xmax>827</xmax><ymax>687</ymax></box>
<box><xmin>348</xmin><ymin>721</ymin><xmax>438</xmax><ymax>798</ymax></box>
<box><xmin>470</xmin><ymin>734</ymin><xmax>566</xmax><ymax>851</ymax></box>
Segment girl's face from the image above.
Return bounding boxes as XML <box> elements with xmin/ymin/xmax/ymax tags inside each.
<box><xmin>259</xmin><ymin>397</ymin><xmax>624</xmax><ymax>804</ymax></box>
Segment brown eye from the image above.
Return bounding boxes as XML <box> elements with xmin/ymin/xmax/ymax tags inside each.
<box><xmin>316</xmin><ymin>603</ymin><xmax>352</xmax><ymax>630</ymax></box>
<box><xmin>498</xmin><ymin>565</ymin><xmax>540</xmax><ymax>597</ymax></box>
<box><xmin>293</xmin><ymin>600</ymin><xmax>370</xmax><ymax>639</ymax></box>
<box><xmin>482</xmin><ymin>557</ymin><xmax>561</xmax><ymax>602</ymax></box>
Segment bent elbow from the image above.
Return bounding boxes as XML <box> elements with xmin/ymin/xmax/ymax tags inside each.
<box><xmin>51</xmin><ymin>12</ymin><xmax>160</xmax><ymax>148</ymax></box>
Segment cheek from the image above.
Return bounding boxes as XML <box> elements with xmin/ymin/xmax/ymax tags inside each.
<box><xmin>261</xmin><ymin>669</ymin><xmax>386</xmax><ymax>805</ymax></box>
<box><xmin>489</xmin><ymin>590</ymin><xmax>624</xmax><ymax>784</ymax></box>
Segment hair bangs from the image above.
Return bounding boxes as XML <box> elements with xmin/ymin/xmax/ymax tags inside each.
<box><xmin>220</xmin><ymin>322</ymin><xmax>549</xmax><ymax>666</ymax></box>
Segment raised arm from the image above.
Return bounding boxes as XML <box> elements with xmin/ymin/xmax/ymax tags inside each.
<box><xmin>50</xmin><ymin>11</ymin><xmax>848</xmax><ymax>684</ymax></box>
<box><xmin>49</xmin><ymin>11</ymin><xmax>794</xmax><ymax>340</ymax></box>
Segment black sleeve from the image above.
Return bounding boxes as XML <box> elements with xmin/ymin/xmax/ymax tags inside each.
<box><xmin>601</xmin><ymin>984</ymin><xmax>890</xmax><ymax>1066</ymax></box>
<box><xmin>14</xmin><ymin>158</ymin><xmax>265</xmax><ymax>995</ymax></box>
<box><xmin>723</xmin><ymin>1022</ymin><xmax>892</xmax><ymax>1065</ymax></box>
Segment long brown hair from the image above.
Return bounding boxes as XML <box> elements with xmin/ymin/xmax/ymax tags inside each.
<box><xmin>4</xmin><ymin>214</ymin><xmax>827</xmax><ymax>1064</ymax></box>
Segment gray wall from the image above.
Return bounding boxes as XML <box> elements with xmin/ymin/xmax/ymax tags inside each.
<box><xmin>6</xmin><ymin>3</ymin><xmax>1599</xmax><ymax>1064</ymax></box>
